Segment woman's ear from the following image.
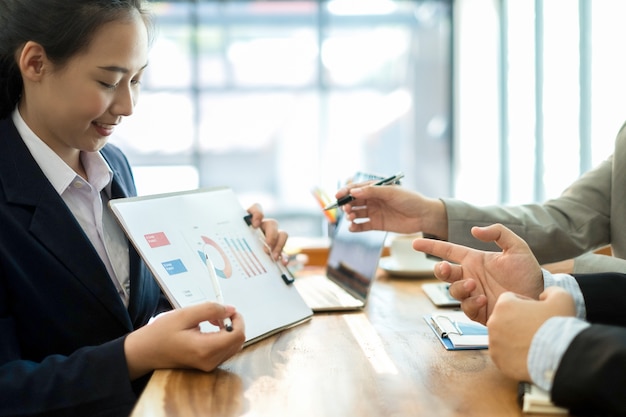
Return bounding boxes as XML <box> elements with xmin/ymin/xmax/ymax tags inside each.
<box><xmin>17</xmin><ymin>41</ymin><xmax>48</xmax><ymax>82</ymax></box>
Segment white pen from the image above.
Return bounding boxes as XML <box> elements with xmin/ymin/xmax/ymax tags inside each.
<box><xmin>203</xmin><ymin>250</ymin><xmax>233</xmax><ymax>332</ymax></box>
<box><xmin>243</xmin><ymin>214</ymin><xmax>294</xmax><ymax>285</ymax></box>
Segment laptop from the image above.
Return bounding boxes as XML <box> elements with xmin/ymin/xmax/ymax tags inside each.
<box><xmin>294</xmin><ymin>213</ymin><xmax>387</xmax><ymax>312</ymax></box>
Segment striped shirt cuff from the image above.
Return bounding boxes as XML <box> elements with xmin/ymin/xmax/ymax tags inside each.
<box><xmin>528</xmin><ymin>316</ymin><xmax>590</xmax><ymax>391</ymax></box>
<box><xmin>541</xmin><ymin>270</ymin><xmax>586</xmax><ymax>319</ymax></box>
<box><xmin>527</xmin><ymin>270</ymin><xmax>589</xmax><ymax>391</ymax></box>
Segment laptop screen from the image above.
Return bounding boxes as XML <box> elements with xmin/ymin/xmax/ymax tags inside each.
<box><xmin>326</xmin><ymin>213</ymin><xmax>387</xmax><ymax>301</ymax></box>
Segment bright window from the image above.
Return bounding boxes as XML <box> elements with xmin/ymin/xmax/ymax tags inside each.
<box><xmin>455</xmin><ymin>0</ymin><xmax>625</xmax><ymax>205</ymax></box>
<box><xmin>112</xmin><ymin>0</ymin><xmax>453</xmax><ymax>237</ymax></box>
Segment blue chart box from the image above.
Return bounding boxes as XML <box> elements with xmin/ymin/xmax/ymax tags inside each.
<box><xmin>162</xmin><ymin>259</ymin><xmax>187</xmax><ymax>275</ymax></box>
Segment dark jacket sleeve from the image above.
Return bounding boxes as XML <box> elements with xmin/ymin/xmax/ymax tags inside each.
<box><xmin>551</xmin><ymin>273</ymin><xmax>626</xmax><ymax>416</ymax></box>
<box><xmin>0</xmin><ymin>334</ymin><xmax>140</xmax><ymax>417</ymax></box>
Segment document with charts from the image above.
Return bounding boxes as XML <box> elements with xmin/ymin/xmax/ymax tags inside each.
<box><xmin>109</xmin><ymin>187</ymin><xmax>313</xmax><ymax>345</ymax></box>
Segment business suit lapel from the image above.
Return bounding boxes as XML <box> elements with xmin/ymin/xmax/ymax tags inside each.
<box><xmin>0</xmin><ymin>119</ymin><xmax>132</xmax><ymax>330</ymax></box>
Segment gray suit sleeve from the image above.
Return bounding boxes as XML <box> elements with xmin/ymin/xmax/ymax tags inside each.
<box><xmin>572</xmin><ymin>252</ymin><xmax>626</xmax><ymax>274</ymax></box>
<box><xmin>443</xmin><ymin>157</ymin><xmax>613</xmax><ymax>265</ymax></box>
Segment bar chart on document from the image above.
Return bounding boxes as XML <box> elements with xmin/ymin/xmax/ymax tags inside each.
<box><xmin>150</xmin><ymin>222</ymin><xmax>276</xmax><ymax>309</ymax></box>
<box><xmin>187</xmin><ymin>226</ymin><xmax>270</xmax><ymax>281</ymax></box>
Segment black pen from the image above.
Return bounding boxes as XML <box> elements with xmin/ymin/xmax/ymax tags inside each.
<box><xmin>324</xmin><ymin>172</ymin><xmax>404</xmax><ymax>210</ymax></box>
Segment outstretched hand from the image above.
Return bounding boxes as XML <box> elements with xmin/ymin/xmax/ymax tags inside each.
<box><xmin>413</xmin><ymin>223</ymin><xmax>545</xmax><ymax>324</ymax></box>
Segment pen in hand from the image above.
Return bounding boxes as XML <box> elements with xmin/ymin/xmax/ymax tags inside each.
<box><xmin>204</xmin><ymin>249</ymin><xmax>233</xmax><ymax>332</ymax></box>
<box><xmin>324</xmin><ymin>172</ymin><xmax>405</xmax><ymax>210</ymax></box>
<box><xmin>243</xmin><ymin>214</ymin><xmax>294</xmax><ymax>285</ymax></box>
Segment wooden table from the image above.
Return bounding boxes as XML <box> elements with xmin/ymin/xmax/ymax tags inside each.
<box><xmin>131</xmin><ymin>269</ymin><xmax>564</xmax><ymax>417</ymax></box>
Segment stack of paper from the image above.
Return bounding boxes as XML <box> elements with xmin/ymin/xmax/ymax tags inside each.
<box><xmin>518</xmin><ymin>383</ymin><xmax>568</xmax><ymax>414</ymax></box>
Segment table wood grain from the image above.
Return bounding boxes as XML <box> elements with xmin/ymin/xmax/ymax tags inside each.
<box><xmin>131</xmin><ymin>270</ymin><xmax>566</xmax><ymax>417</ymax></box>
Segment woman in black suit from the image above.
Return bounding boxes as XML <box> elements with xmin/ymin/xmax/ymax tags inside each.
<box><xmin>0</xmin><ymin>1</ymin><xmax>287</xmax><ymax>415</ymax></box>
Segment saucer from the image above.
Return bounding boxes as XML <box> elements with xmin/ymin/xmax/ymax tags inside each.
<box><xmin>378</xmin><ymin>256</ymin><xmax>439</xmax><ymax>277</ymax></box>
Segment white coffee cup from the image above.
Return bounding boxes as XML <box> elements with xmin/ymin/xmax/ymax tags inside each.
<box><xmin>389</xmin><ymin>233</ymin><xmax>434</xmax><ymax>270</ymax></box>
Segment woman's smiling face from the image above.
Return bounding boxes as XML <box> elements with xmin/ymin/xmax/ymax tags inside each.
<box><xmin>19</xmin><ymin>10</ymin><xmax>149</xmax><ymax>160</ymax></box>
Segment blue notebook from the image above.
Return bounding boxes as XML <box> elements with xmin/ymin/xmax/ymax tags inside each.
<box><xmin>424</xmin><ymin>311</ymin><xmax>488</xmax><ymax>350</ymax></box>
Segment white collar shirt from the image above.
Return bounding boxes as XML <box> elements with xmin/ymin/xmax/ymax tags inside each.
<box><xmin>12</xmin><ymin>109</ymin><xmax>130</xmax><ymax>307</ymax></box>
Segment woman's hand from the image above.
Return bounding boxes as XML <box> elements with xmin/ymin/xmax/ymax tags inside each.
<box><xmin>246</xmin><ymin>203</ymin><xmax>288</xmax><ymax>262</ymax></box>
<box><xmin>124</xmin><ymin>302</ymin><xmax>245</xmax><ymax>379</ymax></box>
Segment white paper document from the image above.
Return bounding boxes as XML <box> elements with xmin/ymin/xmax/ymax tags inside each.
<box><xmin>109</xmin><ymin>187</ymin><xmax>313</xmax><ymax>345</ymax></box>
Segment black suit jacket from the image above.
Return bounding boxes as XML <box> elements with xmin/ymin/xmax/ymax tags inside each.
<box><xmin>551</xmin><ymin>273</ymin><xmax>626</xmax><ymax>416</ymax></box>
<box><xmin>0</xmin><ymin>117</ymin><xmax>169</xmax><ymax>416</ymax></box>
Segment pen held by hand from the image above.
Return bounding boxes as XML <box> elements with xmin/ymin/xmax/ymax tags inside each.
<box><xmin>323</xmin><ymin>194</ymin><xmax>355</xmax><ymax>211</ymax></box>
<box><xmin>204</xmin><ymin>251</ymin><xmax>234</xmax><ymax>332</ymax></box>
<box><xmin>222</xmin><ymin>317</ymin><xmax>234</xmax><ymax>332</ymax></box>
<box><xmin>324</xmin><ymin>172</ymin><xmax>404</xmax><ymax>210</ymax></box>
